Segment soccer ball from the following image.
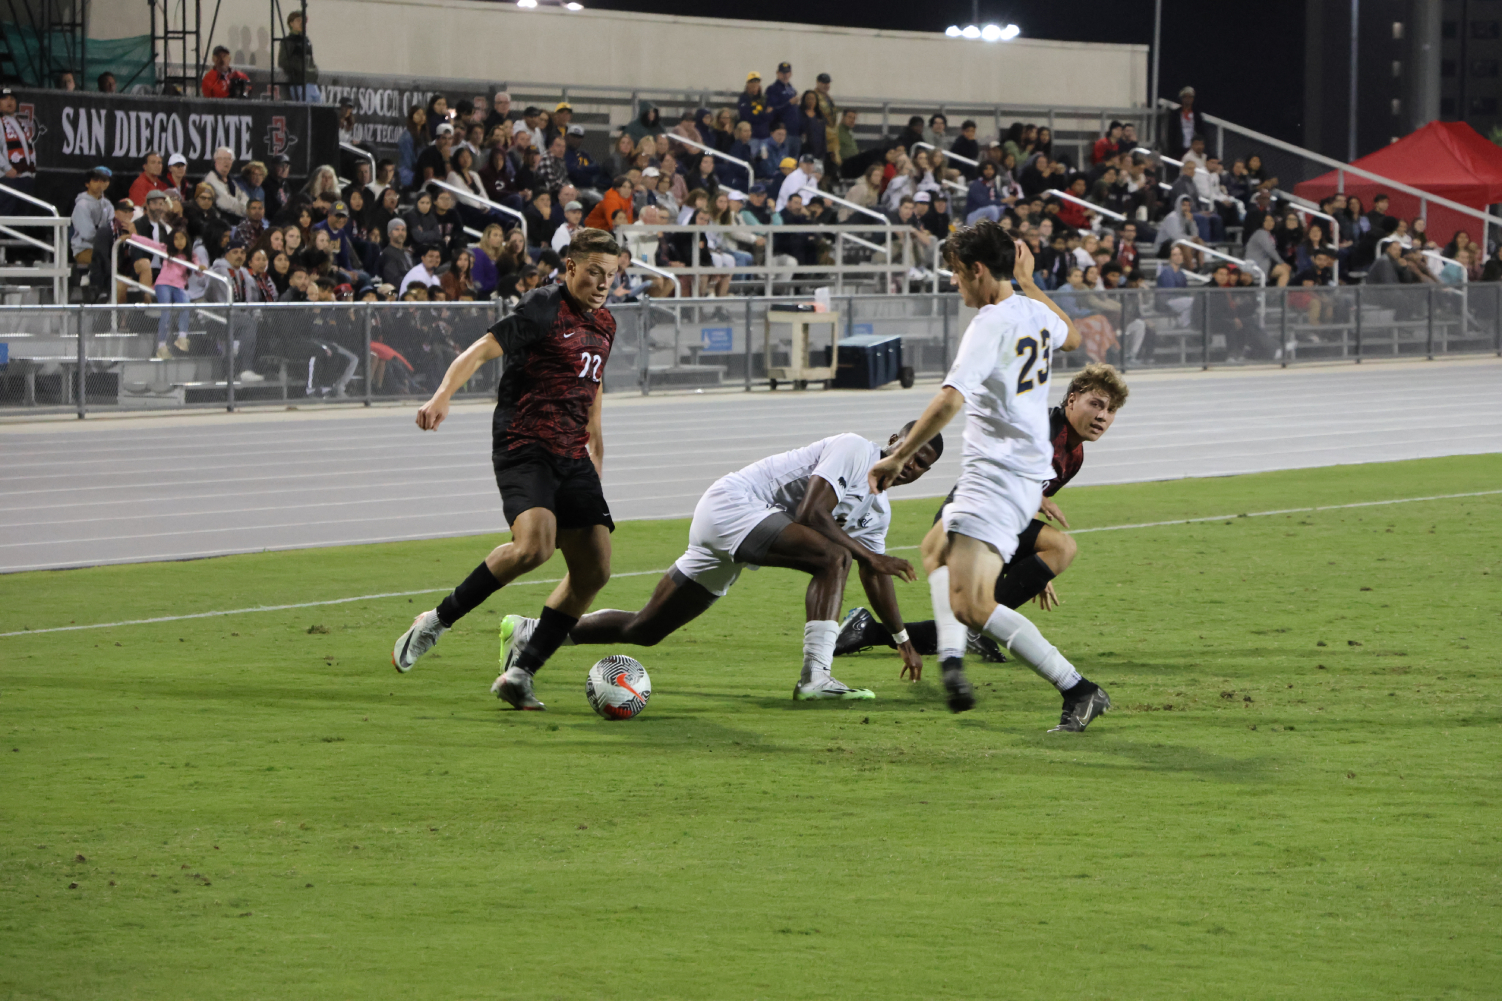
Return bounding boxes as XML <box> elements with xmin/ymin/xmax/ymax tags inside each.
<box><xmin>586</xmin><ymin>655</ymin><xmax>652</xmax><ymax>719</ymax></box>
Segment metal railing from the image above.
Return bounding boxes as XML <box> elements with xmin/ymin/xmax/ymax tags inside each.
<box><xmin>1173</xmin><ymin>239</ymin><xmax>1265</xmax><ymax>285</ymax></box>
<box><xmin>3</xmin><ymin>285</ymin><xmax>1499</xmax><ymax>416</ymax></box>
<box><xmin>0</xmin><ymin>184</ymin><xmax>67</xmax><ymax>304</ymax></box>
<box><xmin>661</xmin><ymin>132</ymin><xmax>754</xmax><ymax>189</ymax></box>
<box><xmin>614</xmin><ymin>222</ymin><xmax>918</xmax><ymax>296</ymax></box>
<box><xmin>427</xmin><ymin>178</ymin><xmax>528</xmax><ymax>243</ymax></box>
<box><xmin>111</xmin><ymin>236</ymin><xmax>233</xmax><ymax>303</ymax></box>
<box><xmin>1053</xmin><ymin>188</ymin><xmax>1127</xmax><ymax>229</ymax></box>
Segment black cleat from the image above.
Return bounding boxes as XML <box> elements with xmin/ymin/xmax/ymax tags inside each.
<box><xmin>966</xmin><ymin>630</ymin><xmax>1007</xmax><ymax>663</ymax></box>
<box><xmin>834</xmin><ymin>607</ymin><xmax>884</xmax><ymax>656</ymax></box>
<box><xmin>1050</xmin><ymin>682</ymin><xmax>1111</xmax><ymax>732</ymax></box>
<box><xmin>942</xmin><ymin>659</ymin><xmax>976</xmax><ymax>713</ymax></box>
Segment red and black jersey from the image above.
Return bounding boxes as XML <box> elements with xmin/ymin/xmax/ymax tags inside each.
<box><xmin>488</xmin><ymin>283</ymin><xmax>614</xmax><ymax>459</ymax></box>
<box><xmin>1043</xmin><ymin>406</ymin><xmax>1084</xmax><ymax>497</ymax></box>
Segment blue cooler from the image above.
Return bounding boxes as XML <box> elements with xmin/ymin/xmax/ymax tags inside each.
<box><xmin>831</xmin><ymin>334</ymin><xmax>902</xmax><ymax>389</ymax></box>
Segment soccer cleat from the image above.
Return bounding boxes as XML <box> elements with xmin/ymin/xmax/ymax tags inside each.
<box><xmin>834</xmin><ymin>607</ymin><xmax>882</xmax><ymax>656</ymax></box>
<box><xmin>942</xmin><ymin>662</ymin><xmax>976</xmax><ymax>713</ymax></box>
<box><xmin>392</xmin><ymin>609</ymin><xmax>448</xmax><ymax>673</ymax></box>
<box><xmin>966</xmin><ymin>629</ymin><xmax>1007</xmax><ymax>663</ymax></box>
<box><xmin>499</xmin><ymin>614</ymin><xmax>536</xmax><ymax>675</ymax></box>
<box><xmin>491</xmin><ymin>666</ymin><xmax>546</xmax><ymax>710</ymax></box>
<box><xmin>793</xmin><ymin>676</ymin><xmax>876</xmax><ymax>701</ymax></box>
<box><xmin>1050</xmin><ymin>682</ymin><xmax>1112</xmax><ymax>733</ymax></box>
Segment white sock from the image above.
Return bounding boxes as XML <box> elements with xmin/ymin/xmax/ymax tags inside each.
<box><xmin>981</xmin><ymin>604</ymin><xmax>1083</xmax><ymax>692</ymax></box>
<box><xmin>929</xmin><ymin>567</ymin><xmax>967</xmax><ymax>663</ymax></box>
<box><xmin>801</xmin><ymin>620</ymin><xmax>839</xmax><ymax>684</ymax></box>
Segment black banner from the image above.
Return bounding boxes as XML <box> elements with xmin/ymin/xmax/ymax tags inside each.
<box><xmin>11</xmin><ymin>88</ymin><xmax>338</xmax><ymax>178</ymax></box>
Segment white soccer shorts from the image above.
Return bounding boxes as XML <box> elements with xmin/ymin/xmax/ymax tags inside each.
<box><xmin>940</xmin><ymin>460</ymin><xmax>1045</xmax><ymax>563</ymax></box>
<box><xmin>672</xmin><ymin>479</ymin><xmax>784</xmax><ymax>597</ymax></box>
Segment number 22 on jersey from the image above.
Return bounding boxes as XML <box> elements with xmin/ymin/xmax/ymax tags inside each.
<box><xmin>576</xmin><ymin>351</ymin><xmax>604</xmax><ymax>382</ymax></box>
<box><xmin>1015</xmin><ymin>328</ymin><xmax>1051</xmax><ymax>395</ymax></box>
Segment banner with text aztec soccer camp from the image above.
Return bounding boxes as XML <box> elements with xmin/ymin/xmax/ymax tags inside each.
<box><xmin>11</xmin><ymin>88</ymin><xmax>338</xmax><ymax>177</ymax></box>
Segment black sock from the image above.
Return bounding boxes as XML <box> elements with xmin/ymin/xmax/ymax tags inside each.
<box><xmin>435</xmin><ymin>562</ymin><xmax>503</xmax><ymax>627</ymax></box>
<box><xmin>941</xmin><ymin>655</ymin><xmax>965</xmax><ymax>675</ymax></box>
<box><xmin>1062</xmin><ymin>677</ymin><xmax>1097</xmax><ymax>701</ymax></box>
<box><xmin>515</xmin><ymin>606</ymin><xmax>579</xmax><ymax>675</ymax></box>
<box><xmin>993</xmin><ymin>555</ymin><xmax>1056</xmax><ymax>609</ymax></box>
<box><xmin>905</xmin><ymin>620</ymin><xmax>938</xmax><ymax>656</ymax></box>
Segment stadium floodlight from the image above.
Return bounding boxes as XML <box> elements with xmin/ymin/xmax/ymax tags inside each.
<box><xmin>516</xmin><ymin>0</ymin><xmax>537</xmax><ymax>6</ymax></box>
<box><xmin>980</xmin><ymin>23</ymin><xmax>1003</xmax><ymax>41</ymax></box>
<box><xmin>999</xmin><ymin>23</ymin><xmax>1021</xmax><ymax>39</ymax></box>
<box><xmin>945</xmin><ymin>24</ymin><xmax>963</xmax><ymax>36</ymax></box>
<box><xmin>961</xmin><ymin>24</ymin><xmax>981</xmax><ymax>38</ymax></box>
<box><xmin>564</xmin><ymin>1</ymin><xmax>583</xmax><ymax>8</ymax></box>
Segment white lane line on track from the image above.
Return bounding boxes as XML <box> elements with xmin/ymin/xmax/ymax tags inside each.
<box><xmin>4</xmin><ymin>488</ymin><xmax>1498</xmax><ymax>637</ymax></box>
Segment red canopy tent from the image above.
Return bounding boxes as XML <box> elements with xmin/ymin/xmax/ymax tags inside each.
<box><xmin>1294</xmin><ymin>121</ymin><xmax>1502</xmax><ymax>252</ymax></box>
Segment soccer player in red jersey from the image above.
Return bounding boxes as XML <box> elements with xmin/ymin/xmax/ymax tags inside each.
<box><xmin>392</xmin><ymin>227</ymin><xmax>621</xmax><ymax>711</ymax></box>
<box><xmin>836</xmin><ymin>363</ymin><xmax>1129</xmax><ymax>664</ymax></box>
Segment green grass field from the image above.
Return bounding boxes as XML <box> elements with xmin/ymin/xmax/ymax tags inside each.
<box><xmin>2</xmin><ymin>454</ymin><xmax>1500</xmax><ymax>1000</ymax></box>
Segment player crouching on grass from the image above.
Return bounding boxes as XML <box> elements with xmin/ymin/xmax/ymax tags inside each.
<box><xmin>500</xmin><ymin>426</ymin><xmax>940</xmax><ymax>700</ymax></box>
<box><xmin>391</xmin><ymin>228</ymin><xmax>621</xmax><ymax>711</ymax></box>
<box><xmin>871</xmin><ymin>220</ymin><xmax>1114</xmax><ymax>732</ymax></box>
<box><xmin>836</xmin><ymin>363</ymin><xmax>1129</xmax><ymax>660</ymax></box>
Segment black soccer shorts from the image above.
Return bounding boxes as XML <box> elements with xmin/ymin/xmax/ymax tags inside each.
<box><xmin>493</xmin><ymin>444</ymin><xmax>615</xmax><ymax>532</ymax></box>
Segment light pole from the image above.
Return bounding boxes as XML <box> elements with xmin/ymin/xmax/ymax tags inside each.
<box><xmin>1348</xmin><ymin>0</ymin><xmax>1359</xmax><ymax>160</ymax></box>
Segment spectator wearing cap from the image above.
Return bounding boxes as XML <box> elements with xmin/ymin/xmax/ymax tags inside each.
<box><xmin>129</xmin><ymin>189</ymin><xmax>173</xmax><ymax>287</ymax></box>
<box><xmin>546</xmin><ymin>102</ymin><xmax>572</xmax><ymax>149</ymax></box>
<box><xmin>416</xmin><ymin>123</ymin><xmax>455</xmax><ymax>190</ymax></box>
<box><xmin>1161</xmin><ymin>86</ymin><xmax>1206</xmax><ymax>160</ymax></box>
<box><xmin>813</xmin><ymin>73</ymin><xmax>837</xmax><ymax>134</ymax></box>
<box><xmin>70</xmin><ymin>167</ymin><xmax>113</xmax><ymax>264</ymax></box>
<box><xmin>636</xmin><ymin>166</ymin><xmax>679</xmax><ymax>220</ymax></box>
<box><xmin>776</xmin><ymin>154</ymin><xmax>819</xmax><ymax>212</ymax></box>
<box><xmin>767</xmin><ymin>62</ymin><xmax>801</xmax><ymax>155</ymax></box>
<box><xmin>737</xmin><ymin>73</ymin><xmax>772</xmax><ymax>154</ymax></box>
<box><xmin>89</xmin><ymin>198</ymin><xmax>137</xmax><ymax>298</ymax></box>
<box><xmin>739</xmin><ymin>183</ymin><xmax>773</xmax><ymax>225</ymax></box>
<box><xmin>550</xmin><ymin>199</ymin><xmax>586</xmax><ymax>255</ymax></box>
<box><xmin>277</xmin><ymin>10</ymin><xmax>319</xmax><ymax>103</ymax></box>
<box><xmin>201</xmin><ymin>46</ymin><xmax>235</xmax><ymax>98</ymax></box>
<box><xmin>128</xmin><ymin>152</ymin><xmax>173</xmax><ymax>209</ymax></box>
<box><xmin>563</xmin><ymin>125</ymin><xmax>600</xmax><ymax>195</ymax></box>
<box><xmin>166</xmin><ymin>152</ymin><xmax>193</xmax><ymax>203</ymax></box>
<box><xmin>203</xmin><ymin>146</ymin><xmax>248</xmax><ymax>220</ymax></box>
<box><xmin>313</xmin><ymin>201</ymin><xmax>370</xmax><ymax>283</ymax></box>
<box><xmin>377</xmin><ymin>217</ymin><xmax>414</xmax><ymax>289</ymax></box>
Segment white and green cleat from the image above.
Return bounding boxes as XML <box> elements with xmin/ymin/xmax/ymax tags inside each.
<box><xmin>793</xmin><ymin>676</ymin><xmax>876</xmax><ymax>701</ymax></box>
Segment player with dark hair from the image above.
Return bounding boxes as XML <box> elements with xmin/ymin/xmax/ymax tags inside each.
<box><xmin>836</xmin><ymin>363</ymin><xmax>1129</xmax><ymax>659</ymax></box>
<box><xmin>391</xmin><ymin>227</ymin><xmax>622</xmax><ymax>711</ymax></box>
<box><xmin>501</xmin><ymin>423</ymin><xmax>942</xmax><ymax>700</ymax></box>
<box><xmin>871</xmin><ymin>220</ymin><xmax>1113</xmax><ymax>731</ymax></box>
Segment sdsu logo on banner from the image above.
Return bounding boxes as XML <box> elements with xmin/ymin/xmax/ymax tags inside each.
<box><xmin>263</xmin><ymin>115</ymin><xmax>298</xmax><ymax>157</ymax></box>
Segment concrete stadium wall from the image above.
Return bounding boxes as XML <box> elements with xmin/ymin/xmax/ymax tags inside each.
<box><xmin>197</xmin><ymin>0</ymin><xmax>1146</xmax><ymax>110</ymax></box>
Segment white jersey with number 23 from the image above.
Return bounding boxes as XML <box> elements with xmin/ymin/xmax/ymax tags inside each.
<box><xmin>942</xmin><ymin>295</ymin><xmax>1070</xmax><ymax>480</ymax></box>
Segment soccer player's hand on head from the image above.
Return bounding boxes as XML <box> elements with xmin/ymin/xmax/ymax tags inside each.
<box><xmin>1038</xmin><ymin>496</ymin><xmax>1070</xmax><ymax>529</ymax></box>
<box><xmin>898</xmin><ymin>642</ymin><xmax>923</xmax><ymax>682</ymax></box>
<box><xmin>1013</xmin><ymin>238</ymin><xmax>1034</xmax><ymax>284</ymax></box>
<box><xmin>868</xmin><ymin>553</ymin><xmax>916</xmax><ymax>583</ymax></box>
<box><xmin>415</xmin><ymin>396</ymin><xmax>450</xmax><ymax>431</ymax></box>
<box><xmin>1035</xmin><ymin>581</ymin><xmax>1062</xmax><ymax>612</ymax></box>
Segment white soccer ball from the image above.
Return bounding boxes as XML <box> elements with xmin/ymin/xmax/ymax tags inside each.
<box><xmin>586</xmin><ymin>655</ymin><xmax>652</xmax><ymax>719</ymax></box>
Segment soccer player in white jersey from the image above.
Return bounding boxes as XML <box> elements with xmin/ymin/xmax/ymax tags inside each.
<box><xmin>870</xmin><ymin>220</ymin><xmax>1112</xmax><ymax>731</ymax></box>
<box><xmin>495</xmin><ymin>424</ymin><xmax>941</xmax><ymax>701</ymax></box>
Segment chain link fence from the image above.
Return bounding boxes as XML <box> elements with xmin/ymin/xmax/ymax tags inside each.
<box><xmin>1</xmin><ymin>287</ymin><xmax>1498</xmax><ymax>416</ymax></box>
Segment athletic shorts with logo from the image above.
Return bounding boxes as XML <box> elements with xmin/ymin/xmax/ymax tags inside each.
<box><xmin>493</xmin><ymin>444</ymin><xmax>615</xmax><ymax>532</ymax></box>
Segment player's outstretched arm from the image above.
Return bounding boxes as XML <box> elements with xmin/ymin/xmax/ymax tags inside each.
<box><xmin>859</xmin><ymin>563</ymin><xmax>923</xmax><ymax>681</ymax></box>
<box><xmin>415</xmin><ymin>332</ymin><xmax>504</xmax><ymax>431</ymax></box>
<box><xmin>868</xmin><ymin>386</ymin><xmax>963</xmax><ymax>492</ymax></box>
<box><xmin>796</xmin><ymin>478</ymin><xmax>916</xmax><ymax>582</ymax></box>
<box><xmin>1013</xmin><ymin>240</ymin><xmax>1081</xmax><ymax>352</ymax></box>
